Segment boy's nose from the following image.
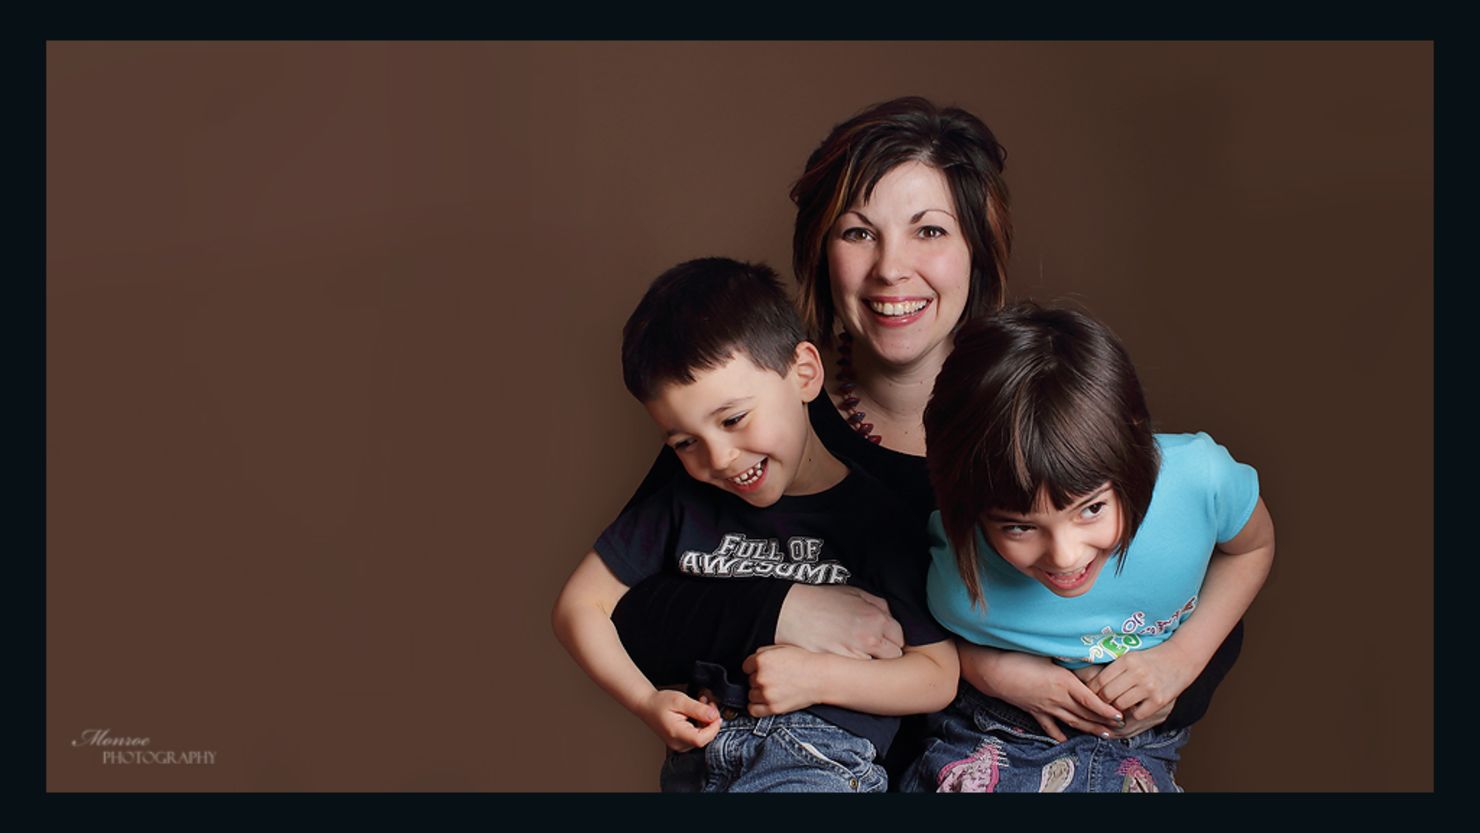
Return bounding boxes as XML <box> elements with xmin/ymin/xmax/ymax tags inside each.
<box><xmin>707</xmin><ymin>443</ymin><xmax>738</xmax><ymax>473</ymax></box>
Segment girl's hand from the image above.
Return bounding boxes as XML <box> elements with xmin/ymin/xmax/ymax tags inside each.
<box><xmin>1082</xmin><ymin>641</ymin><xmax>1199</xmax><ymax>722</ymax></box>
<box><xmin>743</xmin><ymin>645</ymin><xmax>823</xmax><ymax>716</ymax></box>
<box><xmin>775</xmin><ymin>584</ymin><xmax>904</xmax><ymax>659</ymax></box>
<box><xmin>964</xmin><ymin>647</ymin><xmax>1124</xmax><ymax>742</ymax></box>
<box><xmin>639</xmin><ymin>689</ymin><xmax>722</xmax><ymax>752</ymax></box>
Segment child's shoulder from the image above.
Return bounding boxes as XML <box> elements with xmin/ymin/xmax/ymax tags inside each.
<box><xmin>1155</xmin><ymin>431</ymin><xmax>1247</xmax><ymax>473</ymax></box>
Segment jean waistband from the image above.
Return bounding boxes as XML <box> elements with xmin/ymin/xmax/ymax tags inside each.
<box><xmin>957</xmin><ymin>682</ymin><xmax>1050</xmax><ymax>734</ymax></box>
<box><xmin>687</xmin><ymin>661</ymin><xmax>749</xmax><ymax>717</ymax></box>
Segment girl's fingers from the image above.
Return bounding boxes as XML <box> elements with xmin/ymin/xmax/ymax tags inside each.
<box><xmin>1067</xmin><ymin>678</ymin><xmax>1125</xmax><ymax>724</ymax></box>
<box><xmin>1032</xmin><ymin>711</ymin><xmax>1069</xmax><ymax>743</ymax></box>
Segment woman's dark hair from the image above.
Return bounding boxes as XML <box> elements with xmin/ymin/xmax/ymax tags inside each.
<box><xmin>622</xmin><ymin>257</ymin><xmax>805</xmax><ymax>402</ymax></box>
<box><xmin>790</xmin><ymin>96</ymin><xmax>1013</xmax><ymax>349</ymax></box>
<box><xmin>923</xmin><ymin>303</ymin><xmax>1161</xmax><ymax>605</ymax></box>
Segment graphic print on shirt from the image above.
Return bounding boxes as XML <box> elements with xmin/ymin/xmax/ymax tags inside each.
<box><xmin>1075</xmin><ymin>596</ymin><xmax>1199</xmax><ymax>662</ymax></box>
<box><xmin>677</xmin><ymin>533</ymin><xmax>851</xmax><ymax>585</ymax></box>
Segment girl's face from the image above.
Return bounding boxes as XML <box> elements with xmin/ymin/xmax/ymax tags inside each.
<box><xmin>982</xmin><ymin>483</ymin><xmax>1123</xmax><ymax>598</ymax></box>
<box><xmin>825</xmin><ymin>161</ymin><xmax>972</xmax><ymax>371</ymax></box>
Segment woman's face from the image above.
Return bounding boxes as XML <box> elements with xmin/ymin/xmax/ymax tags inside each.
<box><xmin>826</xmin><ymin>160</ymin><xmax>972</xmax><ymax>371</ymax></box>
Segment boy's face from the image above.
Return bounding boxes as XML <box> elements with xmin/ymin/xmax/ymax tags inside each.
<box><xmin>981</xmin><ymin>484</ymin><xmax>1123</xmax><ymax>597</ymax></box>
<box><xmin>645</xmin><ymin>346</ymin><xmax>826</xmax><ymax>508</ymax></box>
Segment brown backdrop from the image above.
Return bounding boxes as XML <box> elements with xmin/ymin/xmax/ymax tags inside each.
<box><xmin>46</xmin><ymin>41</ymin><xmax>1433</xmax><ymax>792</ymax></box>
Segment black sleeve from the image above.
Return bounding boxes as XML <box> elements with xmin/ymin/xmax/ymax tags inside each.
<box><xmin>1163</xmin><ymin>618</ymin><xmax>1244</xmax><ymax>730</ymax></box>
<box><xmin>612</xmin><ymin>577</ymin><xmax>793</xmax><ymax>686</ymax></box>
<box><xmin>607</xmin><ymin>447</ymin><xmax>793</xmax><ymax>684</ymax></box>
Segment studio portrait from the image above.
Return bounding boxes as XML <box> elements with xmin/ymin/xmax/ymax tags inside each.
<box><xmin>46</xmin><ymin>41</ymin><xmax>1432</xmax><ymax>792</ymax></box>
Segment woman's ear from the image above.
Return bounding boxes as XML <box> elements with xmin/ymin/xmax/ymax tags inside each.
<box><xmin>790</xmin><ymin>341</ymin><xmax>826</xmax><ymax>403</ymax></box>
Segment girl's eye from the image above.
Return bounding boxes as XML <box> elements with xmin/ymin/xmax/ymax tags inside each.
<box><xmin>1001</xmin><ymin>524</ymin><xmax>1034</xmax><ymax>536</ymax></box>
<box><xmin>918</xmin><ymin>225</ymin><xmax>948</xmax><ymax>239</ymax></box>
<box><xmin>1080</xmin><ymin>501</ymin><xmax>1108</xmax><ymax>520</ymax></box>
<box><xmin>839</xmin><ymin>227</ymin><xmax>876</xmax><ymax>243</ymax></box>
<box><xmin>722</xmin><ymin>412</ymin><xmax>748</xmax><ymax>428</ymax></box>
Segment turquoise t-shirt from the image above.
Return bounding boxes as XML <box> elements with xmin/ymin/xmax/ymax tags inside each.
<box><xmin>925</xmin><ymin>432</ymin><xmax>1260</xmax><ymax>668</ymax></box>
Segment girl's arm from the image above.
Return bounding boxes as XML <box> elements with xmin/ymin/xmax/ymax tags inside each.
<box><xmin>552</xmin><ymin>551</ymin><xmax>721</xmax><ymax>751</ymax></box>
<box><xmin>1086</xmin><ymin>497</ymin><xmax>1276</xmax><ymax>718</ymax></box>
<box><xmin>741</xmin><ymin>639</ymin><xmax>959</xmax><ymax>717</ymax></box>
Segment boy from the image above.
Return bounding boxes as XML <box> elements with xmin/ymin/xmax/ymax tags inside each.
<box><xmin>552</xmin><ymin>257</ymin><xmax>957</xmax><ymax>793</ymax></box>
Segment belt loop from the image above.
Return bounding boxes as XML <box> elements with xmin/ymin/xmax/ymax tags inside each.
<box><xmin>752</xmin><ymin>715</ymin><xmax>775</xmax><ymax>737</ymax></box>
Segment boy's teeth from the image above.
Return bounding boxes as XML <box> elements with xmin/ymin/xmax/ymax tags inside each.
<box><xmin>730</xmin><ymin>459</ymin><xmax>766</xmax><ymax>485</ymax></box>
<box><xmin>869</xmin><ymin>299</ymin><xmax>929</xmax><ymax>316</ymax></box>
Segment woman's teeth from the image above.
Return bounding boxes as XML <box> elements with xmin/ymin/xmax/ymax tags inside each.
<box><xmin>868</xmin><ymin>299</ymin><xmax>929</xmax><ymax>317</ymax></box>
<box><xmin>731</xmin><ymin>459</ymin><xmax>766</xmax><ymax>485</ymax></box>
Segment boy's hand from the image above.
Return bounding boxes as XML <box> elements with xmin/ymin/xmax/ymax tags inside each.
<box><xmin>639</xmin><ymin>690</ymin><xmax>722</xmax><ymax>752</ymax></box>
<box><xmin>1082</xmin><ymin>641</ymin><xmax>1199</xmax><ymax>723</ymax></box>
<box><xmin>742</xmin><ymin>645</ymin><xmax>823</xmax><ymax>717</ymax></box>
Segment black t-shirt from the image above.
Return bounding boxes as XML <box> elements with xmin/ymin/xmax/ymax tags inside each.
<box><xmin>596</xmin><ymin>463</ymin><xmax>947</xmax><ymax>756</ymax></box>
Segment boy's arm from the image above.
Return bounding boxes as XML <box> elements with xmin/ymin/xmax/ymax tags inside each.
<box><xmin>1086</xmin><ymin>497</ymin><xmax>1276</xmax><ymax>718</ymax></box>
<box><xmin>741</xmin><ymin>638</ymin><xmax>959</xmax><ymax>717</ymax></box>
<box><xmin>551</xmin><ymin>550</ymin><xmax>720</xmax><ymax>751</ymax></box>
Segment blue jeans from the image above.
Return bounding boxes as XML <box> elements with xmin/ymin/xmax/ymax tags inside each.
<box><xmin>900</xmin><ymin>684</ymin><xmax>1190</xmax><ymax>793</ymax></box>
<box><xmin>660</xmin><ymin>711</ymin><xmax>888</xmax><ymax>793</ymax></box>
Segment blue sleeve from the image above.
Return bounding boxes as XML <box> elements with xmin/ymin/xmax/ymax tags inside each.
<box><xmin>1196</xmin><ymin>432</ymin><xmax>1261</xmax><ymax>543</ymax></box>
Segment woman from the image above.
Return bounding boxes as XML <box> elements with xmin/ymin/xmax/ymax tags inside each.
<box><xmin>610</xmin><ymin>95</ymin><xmax>1242</xmax><ymax>788</ymax></box>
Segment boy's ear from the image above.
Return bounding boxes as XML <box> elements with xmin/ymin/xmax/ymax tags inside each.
<box><xmin>790</xmin><ymin>341</ymin><xmax>826</xmax><ymax>403</ymax></box>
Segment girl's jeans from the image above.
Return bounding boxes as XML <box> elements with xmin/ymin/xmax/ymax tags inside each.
<box><xmin>900</xmin><ymin>684</ymin><xmax>1190</xmax><ymax>793</ymax></box>
<box><xmin>660</xmin><ymin>711</ymin><xmax>887</xmax><ymax>793</ymax></box>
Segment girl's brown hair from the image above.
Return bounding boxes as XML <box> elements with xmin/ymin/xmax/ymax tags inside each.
<box><xmin>790</xmin><ymin>96</ymin><xmax>1013</xmax><ymax>349</ymax></box>
<box><xmin>923</xmin><ymin>303</ymin><xmax>1161</xmax><ymax>605</ymax></box>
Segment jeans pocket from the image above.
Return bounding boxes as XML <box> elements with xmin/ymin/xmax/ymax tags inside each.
<box><xmin>774</xmin><ymin>728</ymin><xmax>884</xmax><ymax>792</ymax></box>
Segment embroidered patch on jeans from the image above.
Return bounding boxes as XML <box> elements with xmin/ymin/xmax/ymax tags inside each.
<box><xmin>1038</xmin><ymin>756</ymin><xmax>1076</xmax><ymax>792</ymax></box>
<box><xmin>937</xmin><ymin>739</ymin><xmax>1005</xmax><ymax>792</ymax></box>
<box><xmin>1117</xmin><ymin>758</ymin><xmax>1158</xmax><ymax>793</ymax></box>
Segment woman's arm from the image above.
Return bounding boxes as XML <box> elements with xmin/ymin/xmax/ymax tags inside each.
<box><xmin>742</xmin><ymin>639</ymin><xmax>960</xmax><ymax>717</ymax></box>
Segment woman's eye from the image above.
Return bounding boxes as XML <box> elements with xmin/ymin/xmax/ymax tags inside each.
<box><xmin>1081</xmin><ymin>501</ymin><xmax>1108</xmax><ymax>520</ymax></box>
<box><xmin>839</xmin><ymin>227</ymin><xmax>875</xmax><ymax>243</ymax></box>
<box><xmin>919</xmin><ymin>225</ymin><xmax>948</xmax><ymax>239</ymax></box>
<box><xmin>722</xmin><ymin>413</ymin><xmax>748</xmax><ymax>428</ymax></box>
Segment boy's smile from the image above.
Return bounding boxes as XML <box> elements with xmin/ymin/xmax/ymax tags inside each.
<box><xmin>644</xmin><ymin>346</ymin><xmax>844</xmax><ymax>508</ymax></box>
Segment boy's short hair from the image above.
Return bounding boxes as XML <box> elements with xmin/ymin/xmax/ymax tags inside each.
<box><xmin>924</xmin><ymin>302</ymin><xmax>1162</xmax><ymax>604</ymax></box>
<box><xmin>622</xmin><ymin>257</ymin><xmax>806</xmax><ymax>402</ymax></box>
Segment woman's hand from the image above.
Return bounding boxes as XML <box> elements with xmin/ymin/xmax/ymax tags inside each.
<box><xmin>1070</xmin><ymin>666</ymin><xmax>1175</xmax><ymax>738</ymax></box>
<box><xmin>774</xmin><ymin>584</ymin><xmax>904</xmax><ymax>659</ymax></box>
<box><xmin>958</xmin><ymin>643</ymin><xmax>1122</xmax><ymax>742</ymax></box>
<box><xmin>638</xmin><ymin>689</ymin><xmax>722</xmax><ymax>752</ymax></box>
<box><xmin>743</xmin><ymin>645</ymin><xmax>825</xmax><ymax>716</ymax></box>
<box><xmin>1077</xmin><ymin>641</ymin><xmax>1197</xmax><ymax>725</ymax></box>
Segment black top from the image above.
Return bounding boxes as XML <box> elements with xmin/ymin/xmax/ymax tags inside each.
<box><xmin>596</xmin><ymin>463</ymin><xmax>946</xmax><ymax>755</ymax></box>
<box><xmin>611</xmin><ymin>396</ymin><xmax>1243</xmax><ymax>753</ymax></box>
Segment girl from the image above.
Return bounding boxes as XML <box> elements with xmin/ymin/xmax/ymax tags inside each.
<box><xmin>904</xmin><ymin>303</ymin><xmax>1275</xmax><ymax>792</ymax></box>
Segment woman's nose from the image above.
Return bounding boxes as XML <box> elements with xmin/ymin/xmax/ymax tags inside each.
<box><xmin>872</xmin><ymin>238</ymin><xmax>911</xmax><ymax>284</ymax></box>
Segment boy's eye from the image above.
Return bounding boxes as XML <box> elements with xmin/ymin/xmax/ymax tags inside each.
<box><xmin>1080</xmin><ymin>501</ymin><xmax>1108</xmax><ymax>520</ymax></box>
<box><xmin>671</xmin><ymin>438</ymin><xmax>695</xmax><ymax>452</ymax></box>
<box><xmin>839</xmin><ymin>227</ymin><xmax>876</xmax><ymax>243</ymax></box>
<box><xmin>722</xmin><ymin>412</ymin><xmax>748</xmax><ymax>428</ymax></box>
